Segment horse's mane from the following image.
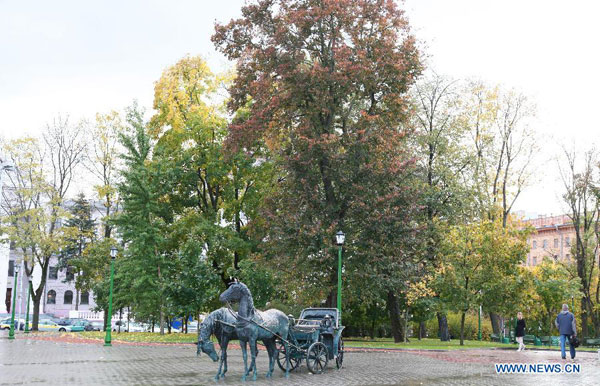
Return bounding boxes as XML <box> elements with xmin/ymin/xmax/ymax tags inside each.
<box><xmin>237</xmin><ymin>282</ymin><xmax>256</xmax><ymax>317</ymax></box>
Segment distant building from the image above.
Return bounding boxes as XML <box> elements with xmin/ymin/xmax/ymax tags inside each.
<box><xmin>522</xmin><ymin>214</ymin><xmax>575</xmax><ymax>266</ymax></box>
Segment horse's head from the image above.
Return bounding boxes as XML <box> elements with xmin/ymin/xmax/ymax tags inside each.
<box><xmin>219</xmin><ymin>281</ymin><xmax>246</xmax><ymax>304</ymax></box>
<box><xmin>197</xmin><ymin>323</ymin><xmax>219</xmax><ymax>362</ymax></box>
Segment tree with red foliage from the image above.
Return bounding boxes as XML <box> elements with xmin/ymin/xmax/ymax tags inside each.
<box><xmin>213</xmin><ymin>0</ymin><xmax>422</xmax><ymax>342</ymax></box>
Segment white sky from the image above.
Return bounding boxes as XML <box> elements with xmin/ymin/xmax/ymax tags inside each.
<box><xmin>2</xmin><ymin>0</ymin><xmax>599</xmax><ymax>217</ymax></box>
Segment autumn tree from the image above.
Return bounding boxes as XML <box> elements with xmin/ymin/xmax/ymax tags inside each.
<box><xmin>410</xmin><ymin>73</ymin><xmax>474</xmax><ymax>340</ymax></box>
<box><xmin>213</xmin><ymin>0</ymin><xmax>422</xmax><ymax>341</ymax></box>
<box><xmin>86</xmin><ymin>111</ymin><xmax>124</xmax><ymax>238</ymax></box>
<box><xmin>435</xmin><ymin>218</ymin><xmax>529</xmax><ymax>345</ymax></box>
<box><xmin>0</xmin><ymin>118</ymin><xmax>86</xmax><ymax>330</ymax></box>
<box><xmin>559</xmin><ymin>148</ymin><xmax>600</xmax><ymax>337</ymax></box>
<box><xmin>149</xmin><ymin>56</ymin><xmax>272</xmax><ymax>287</ymax></box>
<box><xmin>531</xmin><ymin>258</ymin><xmax>582</xmax><ymax>334</ymax></box>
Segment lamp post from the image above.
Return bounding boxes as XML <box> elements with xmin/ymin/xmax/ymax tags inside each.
<box><xmin>571</xmin><ymin>295</ymin><xmax>575</xmax><ymax>312</ymax></box>
<box><xmin>335</xmin><ymin>231</ymin><xmax>345</xmax><ymax>324</ymax></box>
<box><xmin>104</xmin><ymin>246</ymin><xmax>117</xmax><ymax>347</ymax></box>
<box><xmin>24</xmin><ymin>279</ymin><xmax>32</xmax><ymax>333</ymax></box>
<box><xmin>8</xmin><ymin>263</ymin><xmax>20</xmax><ymax>340</ymax></box>
<box><xmin>478</xmin><ymin>305</ymin><xmax>482</xmax><ymax>341</ymax></box>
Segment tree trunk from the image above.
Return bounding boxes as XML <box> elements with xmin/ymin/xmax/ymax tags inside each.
<box><xmin>490</xmin><ymin>312</ymin><xmax>501</xmax><ymax>335</ymax></box>
<box><xmin>370</xmin><ymin>317</ymin><xmax>376</xmax><ymax>340</ymax></box>
<box><xmin>103</xmin><ymin>308</ymin><xmax>109</xmax><ymax>331</ymax></box>
<box><xmin>32</xmin><ymin>299</ymin><xmax>41</xmax><ymax>331</ymax></box>
<box><xmin>419</xmin><ymin>321</ymin><xmax>426</xmax><ymax>340</ymax></box>
<box><xmin>437</xmin><ymin>312</ymin><xmax>450</xmax><ymax>341</ymax></box>
<box><xmin>460</xmin><ymin>311</ymin><xmax>466</xmax><ymax>346</ymax></box>
<box><xmin>387</xmin><ymin>290</ymin><xmax>403</xmax><ymax>343</ymax></box>
<box><xmin>403</xmin><ymin>308</ymin><xmax>409</xmax><ymax>343</ymax></box>
<box><xmin>581</xmin><ymin>298</ymin><xmax>588</xmax><ymax>338</ymax></box>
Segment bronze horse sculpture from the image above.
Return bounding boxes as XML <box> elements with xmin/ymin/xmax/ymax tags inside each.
<box><xmin>196</xmin><ymin>307</ymin><xmax>240</xmax><ymax>380</ymax></box>
<box><xmin>219</xmin><ymin>281</ymin><xmax>291</xmax><ymax>381</ymax></box>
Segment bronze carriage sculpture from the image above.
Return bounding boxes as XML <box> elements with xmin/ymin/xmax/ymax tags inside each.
<box><xmin>276</xmin><ymin>307</ymin><xmax>345</xmax><ymax>374</ymax></box>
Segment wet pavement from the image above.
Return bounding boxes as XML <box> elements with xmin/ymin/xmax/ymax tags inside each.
<box><xmin>1</xmin><ymin>331</ymin><xmax>599</xmax><ymax>385</ymax></box>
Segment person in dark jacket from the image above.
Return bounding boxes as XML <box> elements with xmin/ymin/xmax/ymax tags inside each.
<box><xmin>555</xmin><ymin>303</ymin><xmax>577</xmax><ymax>360</ymax></box>
<box><xmin>515</xmin><ymin>312</ymin><xmax>526</xmax><ymax>351</ymax></box>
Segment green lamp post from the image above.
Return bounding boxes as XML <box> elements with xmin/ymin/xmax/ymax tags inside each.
<box><xmin>24</xmin><ymin>279</ymin><xmax>32</xmax><ymax>333</ymax></box>
<box><xmin>478</xmin><ymin>305</ymin><xmax>482</xmax><ymax>341</ymax></box>
<box><xmin>335</xmin><ymin>231</ymin><xmax>345</xmax><ymax>324</ymax></box>
<box><xmin>104</xmin><ymin>246</ymin><xmax>117</xmax><ymax>347</ymax></box>
<box><xmin>8</xmin><ymin>263</ymin><xmax>20</xmax><ymax>340</ymax></box>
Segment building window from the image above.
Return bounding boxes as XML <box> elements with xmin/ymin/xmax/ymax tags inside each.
<box><xmin>66</xmin><ymin>266</ymin><xmax>75</xmax><ymax>282</ymax></box>
<box><xmin>566</xmin><ymin>237</ymin><xmax>571</xmax><ymax>246</ymax></box>
<box><xmin>64</xmin><ymin>290</ymin><xmax>73</xmax><ymax>305</ymax></box>
<box><xmin>49</xmin><ymin>267</ymin><xmax>58</xmax><ymax>280</ymax></box>
<box><xmin>532</xmin><ymin>241</ymin><xmax>537</xmax><ymax>249</ymax></box>
<box><xmin>554</xmin><ymin>238</ymin><xmax>559</xmax><ymax>248</ymax></box>
<box><xmin>47</xmin><ymin>290</ymin><xmax>56</xmax><ymax>304</ymax></box>
<box><xmin>543</xmin><ymin>240</ymin><xmax>548</xmax><ymax>248</ymax></box>
<box><xmin>8</xmin><ymin>260</ymin><xmax>14</xmax><ymax>277</ymax></box>
<box><xmin>80</xmin><ymin>292</ymin><xmax>89</xmax><ymax>305</ymax></box>
<box><xmin>533</xmin><ymin>257</ymin><xmax>537</xmax><ymax>266</ymax></box>
<box><xmin>566</xmin><ymin>254</ymin><xmax>570</xmax><ymax>261</ymax></box>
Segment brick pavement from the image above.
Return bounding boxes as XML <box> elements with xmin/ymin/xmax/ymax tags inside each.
<box><xmin>1</xmin><ymin>331</ymin><xmax>599</xmax><ymax>385</ymax></box>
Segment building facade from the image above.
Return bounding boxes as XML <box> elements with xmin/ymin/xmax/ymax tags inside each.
<box><xmin>523</xmin><ymin>214</ymin><xmax>575</xmax><ymax>266</ymax></box>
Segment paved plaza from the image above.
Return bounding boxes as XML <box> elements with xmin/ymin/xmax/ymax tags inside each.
<box><xmin>1</xmin><ymin>332</ymin><xmax>599</xmax><ymax>385</ymax></box>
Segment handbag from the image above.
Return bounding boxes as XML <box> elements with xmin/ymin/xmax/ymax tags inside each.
<box><xmin>569</xmin><ymin>335</ymin><xmax>580</xmax><ymax>348</ymax></box>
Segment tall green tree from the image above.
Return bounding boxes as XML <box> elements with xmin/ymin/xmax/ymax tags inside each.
<box><xmin>150</xmin><ymin>56</ymin><xmax>272</xmax><ymax>288</ymax></box>
<box><xmin>59</xmin><ymin>192</ymin><xmax>96</xmax><ymax>310</ymax></box>
<box><xmin>213</xmin><ymin>0</ymin><xmax>422</xmax><ymax>340</ymax></box>
<box><xmin>115</xmin><ymin>105</ymin><xmax>171</xmax><ymax>334</ymax></box>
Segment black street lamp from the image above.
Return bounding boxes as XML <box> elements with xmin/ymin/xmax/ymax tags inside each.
<box><xmin>335</xmin><ymin>231</ymin><xmax>345</xmax><ymax>323</ymax></box>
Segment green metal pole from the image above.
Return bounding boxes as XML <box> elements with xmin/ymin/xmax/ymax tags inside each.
<box><xmin>8</xmin><ymin>271</ymin><xmax>19</xmax><ymax>340</ymax></box>
<box><xmin>24</xmin><ymin>280</ymin><xmax>32</xmax><ymax>334</ymax></box>
<box><xmin>104</xmin><ymin>257</ymin><xmax>115</xmax><ymax>347</ymax></box>
<box><xmin>337</xmin><ymin>246</ymin><xmax>342</xmax><ymax>324</ymax></box>
<box><xmin>478</xmin><ymin>305</ymin><xmax>482</xmax><ymax>341</ymax></box>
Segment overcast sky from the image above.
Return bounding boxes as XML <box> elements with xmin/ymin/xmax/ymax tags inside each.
<box><xmin>1</xmin><ymin>0</ymin><xmax>599</xmax><ymax>217</ymax></box>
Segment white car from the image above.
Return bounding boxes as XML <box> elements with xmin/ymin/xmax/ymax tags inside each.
<box><xmin>127</xmin><ymin>322</ymin><xmax>147</xmax><ymax>332</ymax></box>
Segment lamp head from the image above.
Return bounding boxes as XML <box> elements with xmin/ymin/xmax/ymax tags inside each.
<box><xmin>335</xmin><ymin>231</ymin><xmax>345</xmax><ymax>246</ymax></box>
<box><xmin>110</xmin><ymin>246</ymin><xmax>118</xmax><ymax>259</ymax></box>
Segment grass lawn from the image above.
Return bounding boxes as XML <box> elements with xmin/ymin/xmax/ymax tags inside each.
<box><xmin>75</xmin><ymin>331</ymin><xmax>199</xmax><ymax>343</ymax></box>
<box><xmin>344</xmin><ymin>337</ymin><xmax>599</xmax><ymax>352</ymax></box>
<box><xmin>45</xmin><ymin>332</ymin><xmax>599</xmax><ymax>352</ymax></box>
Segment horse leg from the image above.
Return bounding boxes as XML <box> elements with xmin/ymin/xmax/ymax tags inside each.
<box><xmin>264</xmin><ymin>339</ymin><xmax>275</xmax><ymax>378</ymax></box>
<box><xmin>250</xmin><ymin>339</ymin><xmax>259</xmax><ymax>381</ymax></box>
<box><xmin>284</xmin><ymin>341</ymin><xmax>290</xmax><ymax>378</ymax></box>
<box><xmin>240</xmin><ymin>340</ymin><xmax>248</xmax><ymax>381</ymax></box>
<box><xmin>221</xmin><ymin>336</ymin><xmax>229</xmax><ymax>378</ymax></box>
<box><xmin>215</xmin><ymin>338</ymin><xmax>227</xmax><ymax>380</ymax></box>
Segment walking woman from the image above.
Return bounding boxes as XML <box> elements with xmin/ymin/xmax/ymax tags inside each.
<box><xmin>515</xmin><ymin>312</ymin><xmax>526</xmax><ymax>351</ymax></box>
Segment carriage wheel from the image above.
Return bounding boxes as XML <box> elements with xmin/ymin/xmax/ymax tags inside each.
<box><xmin>336</xmin><ymin>338</ymin><xmax>344</xmax><ymax>369</ymax></box>
<box><xmin>306</xmin><ymin>342</ymin><xmax>328</xmax><ymax>374</ymax></box>
<box><xmin>276</xmin><ymin>340</ymin><xmax>301</xmax><ymax>372</ymax></box>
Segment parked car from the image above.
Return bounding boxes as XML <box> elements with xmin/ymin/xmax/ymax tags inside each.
<box><xmin>187</xmin><ymin>321</ymin><xmax>198</xmax><ymax>333</ymax></box>
<box><xmin>37</xmin><ymin>319</ymin><xmax>63</xmax><ymax>332</ymax></box>
<box><xmin>1</xmin><ymin>317</ymin><xmax>14</xmax><ymax>330</ymax></box>
<box><xmin>127</xmin><ymin>322</ymin><xmax>147</xmax><ymax>332</ymax></box>
<box><xmin>68</xmin><ymin>319</ymin><xmax>89</xmax><ymax>332</ymax></box>
<box><xmin>112</xmin><ymin>320</ymin><xmax>129</xmax><ymax>332</ymax></box>
<box><xmin>85</xmin><ymin>321</ymin><xmax>104</xmax><ymax>331</ymax></box>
